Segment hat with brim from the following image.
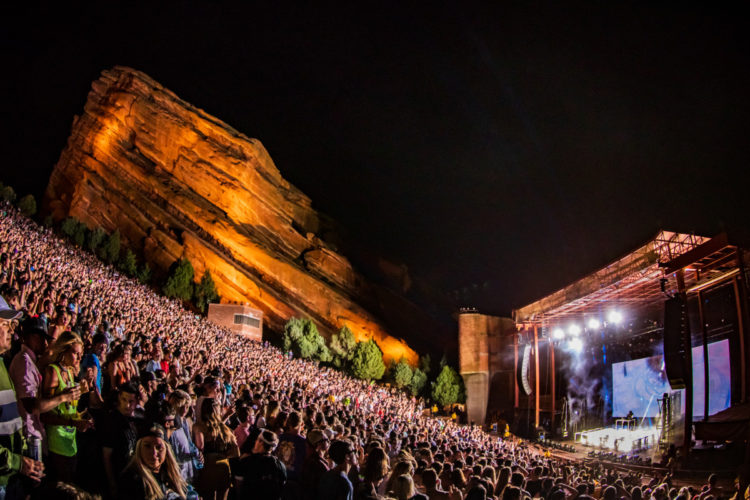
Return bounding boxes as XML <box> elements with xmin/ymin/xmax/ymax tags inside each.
<box><xmin>21</xmin><ymin>316</ymin><xmax>54</xmax><ymax>341</ymax></box>
<box><xmin>0</xmin><ymin>296</ymin><xmax>22</xmax><ymax>321</ymax></box>
<box><xmin>308</xmin><ymin>429</ymin><xmax>329</xmax><ymax>446</ymax></box>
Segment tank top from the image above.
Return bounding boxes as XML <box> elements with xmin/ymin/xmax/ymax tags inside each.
<box><xmin>46</xmin><ymin>364</ymin><xmax>78</xmax><ymax>457</ymax></box>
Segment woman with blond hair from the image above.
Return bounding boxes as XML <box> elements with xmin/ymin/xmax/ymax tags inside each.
<box><xmin>391</xmin><ymin>473</ymin><xmax>427</xmax><ymax>500</ymax></box>
<box><xmin>119</xmin><ymin>425</ymin><xmax>188</xmax><ymax>500</ymax></box>
<box><xmin>385</xmin><ymin>460</ymin><xmax>415</xmax><ymax>495</ymax></box>
<box><xmin>41</xmin><ymin>330</ymin><xmax>94</xmax><ymax>482</ymax></box>
<box><xmin>193</xmin><ymin>397</ymin><xmax>239</xmax><ymax>500</ymax></box>
<box><xmin>168</xmin><ymin>389</ymin><xmax>202</xmax><ymax>484</ymax></box>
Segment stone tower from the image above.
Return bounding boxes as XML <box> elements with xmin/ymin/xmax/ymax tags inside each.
<box><xmin>458</xmin><ymin>310</ymin><xmax>517</xmax><ymax>426</ymax></box>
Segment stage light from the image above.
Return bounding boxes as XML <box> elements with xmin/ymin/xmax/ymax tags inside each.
<box><xmin>568</xmin><ymin>324</ymin><xmax>581</xmax><ymax>336</ymax></box>
<box><xmin>607</xmin><ymin>310</ymin><xmax>623</xmax><ymax>324</ymax></box>
<box><xmin>552</xmin><ymin>328</ymin><xmax>565</xmax><ymax>340</ymax></box>
<box><xmin>587</xmin><ymin>318</ymin><xmax>600</xmax><ymax>330</ymax></box>
<box><xmin>568</xmin><ymin>337</ymin><xmax>583</xmax><ymax>353</ymax></box>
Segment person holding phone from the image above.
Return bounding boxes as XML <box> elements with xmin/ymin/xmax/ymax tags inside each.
<box><xmin>41</xmin><ymin>331</ymin><xmax>94</xmax><ymax>483</ymax></box>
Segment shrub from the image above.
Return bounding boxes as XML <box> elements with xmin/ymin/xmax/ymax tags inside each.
<box><xmin>194</xmin><ymin>270</ymin><xmax>220</xmax><ymax>313</ymax></box>
<box><xmin>282</xmin><ymin>318</ymin><xmax>331</xmax><ymax>362</ymax></box>
<box><xmin>409</xmin><ymin>367</ymin><xmax>428</xmax><ymax>397</ymax></box>
<box><xmin>60</xmin><ymin>217</ymin><xmax>86</xmax><ymax>247</ymax></box>
<box><xmin>86</xmin><ymin>227</ymin><xmax>107</xmax><ymax>253</ymax></box>
<box><xmin>419</xmin><ymin>353</ymin><xmax>432</xmax><ymax>375</ymax></box>
<box><xmin>350</xmin><ymin>339</ymin><xmax>386</xmax><ymax>381</ymax></box>
<box><xmin>98</xmin><ymin>230</ymin><xmax>121</xmax><ymax>264</ymax></box>
<box><xmin>391</xmin><ymin>357</ymin><xmax>413</xmax><ymax>389</ymax></box>
<box><xmin>118</xmin><ymin>249</ymin><xmax>138</xmax><ymax>277</ymax></box>
<box><xmin>330</xmin><ymin>325</ymin><xmax>357</xmax><ymax>369</ymax></box>
<box><xmin>163</xmin><ymin>258</ymin><xmax>195</xmax><ymax>301</ymax></box>
<box><xmin>136</xmin><ymin>262</ymin><xmax>153</xmax><ymax>284</ymax></box>
<box><xmin>0</xmin><ymin>185</ymin><xmax>16</xmax><ymax>203</ymax></box>
<box><xmin>431</xmin><ymin>365</ymin><xmax>462</xmax><ymax>407</ymax></box>
<box><xmin>17</xmin><ymin>194</ymin><xmax>36</xmax><ymax>216</ymax></box>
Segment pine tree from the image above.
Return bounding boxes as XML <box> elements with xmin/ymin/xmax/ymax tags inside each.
<box><xmin>194</xmin><ymin>270</ymin><xmax>220</xmax><ymax>313</ymax></box>
<box><xmin>282</xmin><ymin>318</ymin><xmax>330</xmax><ymax>362</ymax></box>
<box><xmin>118</xmin><ymin>249</ymin><xmax>138</xmax><ymax>276</ymax></box>
<box><xmin>98</xmin><ymin>230</ymin><xmax>121</xmax><ymax>264</ymax></box>
<box><xmin>17</xmin><ymin>194</ymin><xmax>36</xmax><ymax>216</ymax></box>
<box><xmin>0</xmin><ymin>185</ymin><xmax>16</xmax><ymax>203</ymax></box>
<box><xmin>60</xmin><ymin>217</ymin><xmax>79</xmax><ymax>239</ymax></box>
<box><xmin>137</xmin><ymin>262</ymin><xmax>153</xmax><ymax>284</ymax></box>
<box><xmin>391</xmin><ymin>357</ymin><xmax>413</xmax><ymax>389</ymax></box>
<box><xmin>61</xmin><ymin>217</ymin><xmax>87</xmax><ymax>247</ymax></box>
<box><xmin>419</xmin><ymin>353</ymin><xmax>432</xmax><ymax>375</ymax></box>
<box><xmin>330</xmin><ymin>325</ymin><xmax>357</xmax><ymax>369</ymax></box>
<box><xmin>431</xmin><ymin>365</ymin><xmax>462</xmax><ymax>407</ymax></box>
<box><xmin>282</xmin><ymin>318</ymin><xmax>304</xmax><ymax>352</ymax></box>
<box><xmin>350</xmin><ymin>339</ymin><xmax>386</xmax><ymax>381</ymax></box>
<box><xmin>162</xmin><ymin>258</ymin><xmax>195</xmax><ymax>301</ymax></box>
<box><xmin>86</xmin><ymin>227</ymin><xmax>107</xmax><ymax>253</ymax></box>
<box><xmin>409</xmin><ymin>368</ymin><xmax>428</xmax><ymax>397</ymax></box>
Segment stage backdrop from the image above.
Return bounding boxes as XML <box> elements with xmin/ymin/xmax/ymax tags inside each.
<box><xmin>612</xmin><ymin>339</ymin><xmax>730</xmax><ymax>418</ymax></box>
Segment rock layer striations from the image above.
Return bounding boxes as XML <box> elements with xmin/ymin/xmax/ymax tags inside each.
<box><xmin>45</xmin><ymin>66</ymin><xmax>418</xmax><ymax>362</ymax></box>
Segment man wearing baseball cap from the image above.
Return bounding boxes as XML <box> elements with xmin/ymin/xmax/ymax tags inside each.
<box><xmin>0</xmin><ymin>296</ymin><xmax>44</xmax><ymax>496</ymax></box>
<box><xmin>302</xmin><ymin>429</ymin><xmax>330</xmax><ymax>498</ymax></box>
<box><xmin>10</xmin><ymin>316</ymin><xmax>80</xmax><ymax>446</ymax></box>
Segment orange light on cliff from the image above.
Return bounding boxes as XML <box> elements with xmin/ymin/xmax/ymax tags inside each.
<box><xmin>93</xmin><ymin>119</ymin><xmax>120</xmax><ymax>158</ymax></box>
<box><xmin>50</xmin><ymin>66</ymin><xmax>422</xmax><ymax>370</ymax></box>
<box><xmin>380</xmin><ymin>341</ymin><xmax>418</xmax><ymax>366</ymax></box>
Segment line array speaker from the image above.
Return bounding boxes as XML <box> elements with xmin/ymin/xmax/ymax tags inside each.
<box><xmin>663</xmin><ymin>296</ymin><xmax>689</xmax><ymax>389</ymax></box>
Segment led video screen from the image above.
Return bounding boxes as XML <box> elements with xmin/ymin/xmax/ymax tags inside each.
<box><xmin>612</xmin><ymin>339</ymin><xmax>730</xmax><ymax>418</ymax></box>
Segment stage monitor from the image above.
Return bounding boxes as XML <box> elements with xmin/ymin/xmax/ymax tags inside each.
<box><xmin>612</xmin><ymin>339</ymin><xmax>730</xmax><ymax>418</ymax></box>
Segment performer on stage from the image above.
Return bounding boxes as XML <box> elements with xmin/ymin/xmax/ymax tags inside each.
<box><xmin>625</xmin><ymin>410</ymin><xmax>636</xmax><ymax>430</ymax></box>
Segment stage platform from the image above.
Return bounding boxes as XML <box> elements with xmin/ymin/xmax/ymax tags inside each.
<box><xmin>574</xmin><ymin>424</ymin><xmax>660</xmax><ymax>453</ymax></box>
<box><xmin>537</xmin><ymin>427</ymin><xmax>661</xmax><ymax>464</ymax></box>
<box><xmin>533</xmin><ymin>437</ymin><xmax>739</xmax><ymax>492</ymax></box>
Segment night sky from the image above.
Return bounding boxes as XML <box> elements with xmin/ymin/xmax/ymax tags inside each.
<box><xmin>3</xmin><ymin>3</ymin><xmax>748</xmax><ymax>317</ymax></box>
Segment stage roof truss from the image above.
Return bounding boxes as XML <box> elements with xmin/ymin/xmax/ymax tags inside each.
<box><xmin>514</xmin><ymin>231</ymin><xmax>740</xmax><ymax>327</ymax></box>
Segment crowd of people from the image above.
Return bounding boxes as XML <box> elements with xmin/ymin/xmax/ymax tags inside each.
<box><xmin>0</xmin><ymin>205</ymin><xmax>730</xmax><ymax>500</ymax></box>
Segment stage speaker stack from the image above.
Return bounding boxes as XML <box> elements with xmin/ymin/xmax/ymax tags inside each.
<box><xmin>663</xmin><ymin>296</ymin><xmax>689</xmax><ymax>389</ymax></box>
<box><xmin>517</xmin><ymin>344</ymin><xmax>532</xmax><ymax>396</ymax></box>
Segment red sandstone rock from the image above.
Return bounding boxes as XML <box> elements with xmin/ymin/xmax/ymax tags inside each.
<box><xmin>44</xmin><ymin>66</ymin><xmax>417</xmax><ymax>363</ymax></box>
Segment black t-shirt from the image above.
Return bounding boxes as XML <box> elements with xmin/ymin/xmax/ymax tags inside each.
<box><xmin>302</xmin><ymin>454</ymin><xmax>329</xmax><ymax>500</ymax></box>
<box><xmin>527</xmin><ymin>478</ymin><xmax>543</xmax><ymax>497</ymax></box>
<box><xmin>234</xmin><ymin>452</ymin><xmax>287</xmax><ymax>500</ymax></box>
<box><xmin>354</xmin><ymin>481</ymin><xmax>379</xmax><ymax>500</ymax></box>
<box><xmin>100</xmin><ymin>410</ymin><xmax>139</xmax><ymax>479</ymax></box>
<box><xmin>318</xmin><ymin>469</ymin><xmax>353</xmax><ymax>500</ymax></box>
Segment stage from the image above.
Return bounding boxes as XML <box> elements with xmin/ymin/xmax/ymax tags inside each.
<box><xmin>575</xmin><ymin>424</ymin><xmax>659</xmax><ymax>453</ymax></box>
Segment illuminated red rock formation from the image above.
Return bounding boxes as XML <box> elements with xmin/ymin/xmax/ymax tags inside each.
<box><xmin>44</xmin><ymin>66</ymin><xmax>418</xmax><ymax>363</ymax></box>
